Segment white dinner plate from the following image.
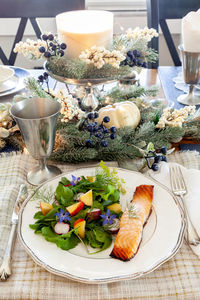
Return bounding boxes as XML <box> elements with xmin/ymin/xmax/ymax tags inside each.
<box><xmin>18</xmin><ymin>167</ymin><xmax>185</xmax><ymax>284</ymax></box>
<box><xmin>0</xmin><ymin>66</ymin><xmax>30</xmax><ymax>97</ymax></box>
<box><xmin>0</xmin><ymin>65</ymin><xmax>14</xmax><ymax>83</ymax></box>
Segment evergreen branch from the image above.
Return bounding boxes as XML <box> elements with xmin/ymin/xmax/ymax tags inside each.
<box><xmin>25</xmin><ymin>77</ymin><xmax>54</xmax><ymax>99</ymax></box>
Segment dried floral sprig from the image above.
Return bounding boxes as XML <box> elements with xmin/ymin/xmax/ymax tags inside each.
<box><xmin>156</xmin><ymin>106</ymin><xmax>196</xmax><ymax>128</ymax></box>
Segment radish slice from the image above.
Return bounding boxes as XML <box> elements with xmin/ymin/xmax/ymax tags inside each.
<box><xmin>86</xmin><ymin>208</ymin><xmax>101</xmax><ymax>221</ymax></box>
<box><xmin>53</xmin><ymin>199</ymin><xmax>59</xmax><ymax>206</ymax></box>
<box><xmin>74</xmin><ymin>193</ymin><xmax>84</xmax><ymax>201</ymax></box>
<box><xmin>54</xmin><ymin>222</ymin><xmax>70</xmax><ymax>235</ymax></box>
<box><xmin>106</xmin><ymin>218</ymin><xmax>120</xmax><ymax>234</ymax></box>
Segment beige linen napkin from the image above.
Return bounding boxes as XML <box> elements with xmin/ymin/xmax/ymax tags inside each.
<box><xmin>149</xmin><ymin>161</ymin><xmax>200</xmax><ymax>257</ymax></box>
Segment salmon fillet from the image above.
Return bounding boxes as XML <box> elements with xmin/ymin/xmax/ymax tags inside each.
<box><xmin>110</xmin><ymin>185</ymin><xmax>154</xmax><ymax>261</ymax></box>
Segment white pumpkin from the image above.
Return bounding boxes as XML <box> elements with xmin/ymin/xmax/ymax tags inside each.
<box><xmin>97</xmin><ymin>101</ymin><xmax>141</xmax><ymax>129</ymax></box>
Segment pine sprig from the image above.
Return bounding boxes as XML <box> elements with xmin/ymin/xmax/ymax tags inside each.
<box><xmin>25</xmin><ymin>77</ymin><xmax>54</xmax><ymax>99</ymax></box>
<box><xmin>99</xmin><ymin>85</ymin><xmax>159</xmax><ymax>106</ymax></box>
<box><xmin>46</xmin><ymin>57</ymin><xmax>131</xmax><ymax>80</ymax></box>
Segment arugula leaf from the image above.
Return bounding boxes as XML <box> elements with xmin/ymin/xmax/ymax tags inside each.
<box><xmin>35</xmin><ymin>208</ymin><xmax>59</xmax><ymax>223</ymax></box>
<box><xmin>56</xmin><ymin>184</ymin><xmax>74</xmax><ymax>205</ymax></box>
<box><xmin>33</xmin><ymin>211</ymin><xmax>44</xmax><ymax>219</ymax></box>
<box><xmin>69</xmin><ymin>208</ymin><xmax>89</xmax><ymax>226</ymax></box>
<box><xmin>91</xmin><ymin>200</ymin><xmax>104</xmax><ymax>211</ymax></box>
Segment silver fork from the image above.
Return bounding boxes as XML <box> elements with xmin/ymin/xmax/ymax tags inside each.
<box><xmin>170</xmin><ymin>164</ymin><xmax>200</xmax><ymax>246</ymax></box>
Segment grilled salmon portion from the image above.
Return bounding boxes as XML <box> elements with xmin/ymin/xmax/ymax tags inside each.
<box><xmin>110</xmin><ymin>185</ymin><xmax>154</xmax><ymax>261</ymax></box>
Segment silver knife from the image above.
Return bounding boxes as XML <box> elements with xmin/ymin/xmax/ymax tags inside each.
<box><xmin>0</xmin><ymin>184</ymin><xmax>27</xmax><ymax>281</ymax></box>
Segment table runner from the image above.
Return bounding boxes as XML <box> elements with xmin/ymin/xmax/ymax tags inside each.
<box><xmin>0</xmin><ymin>152</ymin><xmax>200</xmax><ymax>300</ymax></box>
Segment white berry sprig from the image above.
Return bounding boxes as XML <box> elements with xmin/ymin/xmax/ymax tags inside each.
<box><xmin>79</xmin><ymin>46</ymin><xmax>125</xmax><ymax>69</ymax></box>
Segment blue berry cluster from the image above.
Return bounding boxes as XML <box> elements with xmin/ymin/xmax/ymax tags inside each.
<box><xmin>83</xmin><ymin>112</ymin><xmax>117</xmax><ymax>148</ymax></box>
<box><xmin>121</xmin><ymin>50</ymin><xmax>147</xmax><ymax>68</ymax></box>
<box><xmin>39</xmin><ymin>33</ymin><xmax>67</xmax><ymax>58</ymax></box>
<box><xmin>38</xmin><ymin>72</ymin><xmax>50</xmax><ymax>94</ymax></box>
<box><xmin>145</xmin><ymin>147</ymin><xmax>167</xmax><ymax>171</ymax></box>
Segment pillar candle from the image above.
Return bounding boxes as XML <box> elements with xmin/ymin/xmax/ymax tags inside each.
<box><xmin>182</xmin><ymin>9</ymin><xmax>200</xmax><ymax>52</ymax></box>
<box><xmin>56</xmin><ymin>10</ymin><xmax>113</xmax><ymax>59</ymax></box>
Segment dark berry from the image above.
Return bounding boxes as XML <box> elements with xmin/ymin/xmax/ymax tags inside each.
<box><xmin>44</xmin><ymin>51</ymin><xmax>51</xmax><ymax>58</ymax></box>
<box><xmin>110</xmin><ymin>133</ymin><xmax>116</xmax><ymax>140</ymax></box>
<box><xmin>124</xmin><ymin>58</ymin><xmax>129</xmax><ymax>65</ymax></box>
<box><xmin>60</xmin><ymin>43</ymin><xmax>67</xmax><ymax>50</ymax></box>
<box><xmin>161</xmin><ymin>156</ymin><xmax>167</xmax><ymax>162</ymax></box>
<box><xmin>94</xmin><ymin>111</ymin><xmax>99</xmax><ymax>119</ymax></box>
<box><xmin>87</xmin><ymin>112</ymin><xmax>94</xmax><ymax>120</ymax></box>
<box><xmin>49</xmin><ymin>42</ymin><xmax>54</xmax><ymax>47</ymax></box>
<box><xmin>133</xmin><ymin>50</ymin><xmax>141</xmax><ymax>57</ymax></box>
<box><xmin>48</xmin><ymin>34</ymin><xmax>54</xmax><ymax>41</ymax></box>
<box><xmin>152</xmin><ymin>163</ymin><xmax>159</xmax><ymax>171</ymax></box>
<box><xmin>110</xmin><ymin>126</ymin><xmax>117</xmax><ymax>133</ymax></box>
<box><xmin>58</xmin><ymin>50</ymin><xmax>64</xmax><ymax>57</ymax></box>
<box><xmin>43</xmin><ymin>72</ymin><xmax>48</xmax><ymax>79</ymax></box>
<box><xmin>154</xmin><ymin>155</ymin><xmax>161</xmax><ymax>163</ymax></box>
<box><xmin>39</xmin><ymin>46</ymin><xmax>46</xmax><ymax>53</ymax></box>
<box><xmin>101</xmin><ymin>140</ymin><xmax>108</xmax><ymax>147</ymax></box>
<box><xmin>160</xmin><ymin>146</ymin><xmax>167</xmax><ymax>155</ymax></box>
<box><xmin>104</xmin><ymin>128</ymin><xmax>109</xmax><ymax>134</ymax></box>
<box><xmin>136</xmin><ymin>59</ymin><xmax>142</xmax><ymax>66</ymax></box>
<box><xmin>142</xmin><ymin>62</ymin><xmax>147</xmax><ymax>68</ymax></box>
<box><xmin>87</xmin><ymin>125</ymin><xmax>93</xmax><ymax>132</ymax></box>
<box><xmin>86</xmin><ymin>139</ymin><xmax>93</xmax><ymax>147</ymax></box>
<box><xmin>127</xmin><ymin>50</ymin><xmax>133</xmax><ymax>58</ymax></box>
<box><xmin>103</xmin><ymin>116</ymin><xmax>110</xmax><ymax>123</ymax></box>
<box><xmin>41</xmin><ymin>34</ymin><xmax>48</xmax><ymax>41</ymax></box>
<box><xmin>38</xmin><ymin>75</ymin><xmax>44</xmax><ymax>82</ymax></box>
<box><xmin>51</xmin><ymin>44</ymin><xmax>57</xmax><ymax>51</ymax></box>
<box><xmin>95</xmin><ymin>132</ymin><xmax>101</xmax><ymax>138</ymax></box>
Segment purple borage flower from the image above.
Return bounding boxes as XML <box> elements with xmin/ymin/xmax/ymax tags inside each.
<box><xmin>70</xmin><ymin>175</ymin><xmax>81</xmax><ymax>186</ymax></box>
<box><xmin>55</xmin><ymin>209</ymin><xmax>71</xmax><ymax>223</ymax></box>
<box><xmin>100</xmin><ymin>209</ymin><xmax>116</xmax><ymax>226</ymax></box>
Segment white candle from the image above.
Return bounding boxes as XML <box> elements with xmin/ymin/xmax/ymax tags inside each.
<box><xmin>182</xmin><ymin>9</ymin><xmax>200</xmax><ymax>52</ymax></box>
<box><xmin>56</xmin><ymin>10</ymin><xmax>113</xmax><ymax>59</ymax></box>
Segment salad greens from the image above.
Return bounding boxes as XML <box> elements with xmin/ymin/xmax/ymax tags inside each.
<box><xmin>29</xmin><ymin>161</ymin><xmax>125</xmax><ymax>254</ymax></box>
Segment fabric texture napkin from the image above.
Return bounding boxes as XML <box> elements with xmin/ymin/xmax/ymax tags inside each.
<box><xmin>149</xmin><ymin>159</ymin><xmax>200</xmax><ymax>257</ymax></box>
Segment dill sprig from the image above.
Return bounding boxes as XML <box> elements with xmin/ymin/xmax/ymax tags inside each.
<box><xmin>96</xmin><ymin>161</ymin><xmax>126</xmax><ymax>194</ymax></box>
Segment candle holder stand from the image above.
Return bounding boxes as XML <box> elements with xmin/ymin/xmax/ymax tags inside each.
<box><xmin>177</xmin><ymin>45</ymin><xmax>200</xmax><ymax>105</ymax></box>
<box><xmin>45</xmin><ymin>63</ymin><xmax>117</xmax><ymax>112</ymax></box>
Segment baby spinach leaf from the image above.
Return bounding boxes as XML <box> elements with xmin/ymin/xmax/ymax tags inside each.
<box><xmin>56</xmin><ymin>235</ymin><xmax>79</xmax><ymax>251</ymax></box>
<box><xmin>41</xmin><ymin>227</ymin><xmax>60</xmax><ymax>243</ymax></box>
<box><xmin>56</xmin><ymin>184</ymin><xmax>74</xmax><ymax>205</ymax></box>
<box><xmin>86</xmin><ymin>230</ymin><xmax>102</xmax><ymax>248</ymax></box>
<box><xmin>60</xmin><ymin>177</ymin><xmax>71</xmax><ymax>186</ymax></box>
<box><xmin>92</xmin><ymin>228</ymin><xmax>112</xmax><ymax>253</ymax></box>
